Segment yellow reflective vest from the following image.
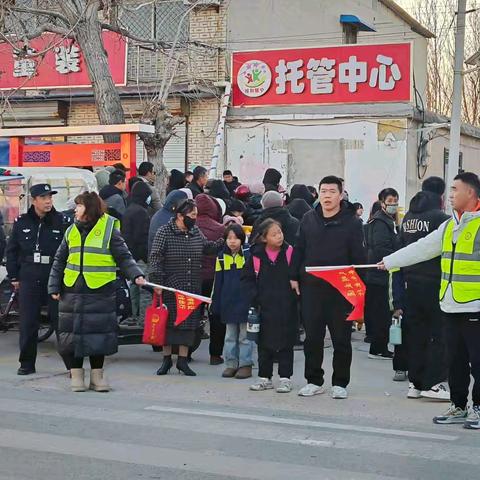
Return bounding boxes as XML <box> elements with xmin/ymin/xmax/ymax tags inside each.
<box><xmin>63</xmin><ymin>214</ymin><xmax>119</xmax><ymax>289</ymax></box>
<box><xmin>440</xmin><ymin>217</ymin><xmax>480</xmax><ymax>303</ymax></box>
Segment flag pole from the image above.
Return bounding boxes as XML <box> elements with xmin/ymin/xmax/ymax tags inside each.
<box><xmin>305</xmin><ymin>264</ymin><xmax>379</xmax><ymax>272</ymax></box>
<box><xmin>144</xmin><ymin>282</ymin><xmax>212</xmax><ymax>304</ymax></box>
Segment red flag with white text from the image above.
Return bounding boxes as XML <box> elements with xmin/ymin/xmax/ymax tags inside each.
<box><xmin>307</xmin><ymin>268</ymin><xmax>366</xmax><ymax>321</ymax></box>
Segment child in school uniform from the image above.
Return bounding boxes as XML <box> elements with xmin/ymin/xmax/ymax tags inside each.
<box><xmin>211</xmin><ymin>224</ymin><xmax>254</xmax><ymax>379</ymax></box>
<box><xmin>242</xmin><ymin>218</ymin><xmax>298</xmax><ymax>393</ymax></box>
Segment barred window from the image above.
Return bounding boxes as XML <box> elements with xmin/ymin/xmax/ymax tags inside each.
<box><xmin>120</xmin><ymin>0</ymin><xmax>190</xmax><ymax>44</ymax></box>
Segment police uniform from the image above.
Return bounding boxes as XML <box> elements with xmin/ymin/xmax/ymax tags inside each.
<box><xmin>5</xmin><ymin>183</ymin><xmax>70</xmax><ymax>375</ymax></box>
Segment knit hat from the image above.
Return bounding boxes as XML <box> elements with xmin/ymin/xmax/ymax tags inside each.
<box><xmin>261</xmin><ymin>190</ymin><xmax>283</xmax><ymax>209</ymax></box>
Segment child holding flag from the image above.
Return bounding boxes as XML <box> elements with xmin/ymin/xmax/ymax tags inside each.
<box><xmin>242</xmin><ymin>219</ymin><xmax>298</xmax><ymax>393</ymax></box>
<box><xmin>211</xmin><ymin>224</ymin><xmax>253</xmax><ymax>379</ymax></box>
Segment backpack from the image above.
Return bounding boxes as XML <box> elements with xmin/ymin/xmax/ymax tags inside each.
<box><xmin>253</xmin><ymin>245</ymin><xmax>293</xmax><ymax>277</ymax></box>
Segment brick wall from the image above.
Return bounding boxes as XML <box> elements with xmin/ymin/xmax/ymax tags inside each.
<box><xmin>187</xmin><ymin>97</ymin><xmax>220</xmax><ymax>168</ymax></box>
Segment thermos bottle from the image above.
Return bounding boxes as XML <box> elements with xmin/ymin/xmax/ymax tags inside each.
<box><xmin>389</xmin><ymin>315</ymin><xmax>402</xmax><ymax>345</ymax></box>
<box><xmin>246</xmin><ymin>307</ymin><xmax>260</xmax><ymax>342</ymax></box>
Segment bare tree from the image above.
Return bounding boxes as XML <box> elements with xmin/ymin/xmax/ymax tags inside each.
<box><xmin>0</xmin><ymin>0</ymin><xmax>218</xmax><ymax>196</ymax></box>
<box><xmin>411</xmin><ymin>0</ymin><xmax>480</xmax><ymax>126</ymax></box>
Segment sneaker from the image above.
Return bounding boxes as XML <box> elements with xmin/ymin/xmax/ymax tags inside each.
<box><xmin>331</xmin><ymin>386</ymin><xmax>348</xmax><ymax>399</ymax></box>
<box><xmin>249</xmin><ymin>378</ymin><xmax>274</xmax><ymax>391</ymax></box>
<box><xmin>298</xmin><ymin>383</ymin><xmax>325</xmax><ymax>397</ymax></box>
<box><xmin>393</xmin><ymin>371</ymin><xmax>408</xmax><ymax>382</ymax></box>
<box><xmin>433</xmin><ymin>404</ymin><xmax>468</xmax><ymax>424</ymax></box>
<box><xmin>464</xmin><ymin>405</ymin><xmax>480</xmax><ymax>430</ymax></box>
<box><xmin>368</xmin><ymin>351</ymin><xmax>393</xmax><ymax>360</ymax></box>
<box><xmin>421</xmin><ymin>383</ymin><xmax>450</xmax><ymax>401</ymax></box>
<box><xmin>407</xmin><ymin>382</ymin><xmax>422</xmax><ymax>399</ymax></box>
<box><xmin>276</xmin><ymin>378</ymin><xmax>292</xmax><ymax>393</ymax></box>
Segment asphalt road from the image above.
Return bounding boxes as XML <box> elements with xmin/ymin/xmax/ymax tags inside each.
<box><xmin>0</xmin><ymin>329</ymin><xmax>478</xmax><ymax>479</ymax></box>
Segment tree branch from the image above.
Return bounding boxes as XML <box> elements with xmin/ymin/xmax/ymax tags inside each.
<box><xmin>24</xmin><ymin>22</ymin><xmax>75</xmax><ymax>41</ymax></box>
<box><xmin>100</xmin><ymin>22</ymin><xmax>170</xmax><ymax>49</ymax></box>
<box><xmin>8</xmin><ymin>5</ymin><xmax>71</xmax><ymax>27</ymax></box>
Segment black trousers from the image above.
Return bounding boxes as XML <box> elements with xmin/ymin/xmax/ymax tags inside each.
<box><xmin>445</xmin><ymin>313</ymin><xmax>480</xmax><ymax>409</ymax></box>
<box><xmin>365</xmin><ymin>284</ymin><xmax>391</xmax><ymax>355</ymax></box>
<box><xmin>18</xmin><ymin>279</ymin><xmax>58</xmax><ymax>368</ymax></box>
<box><xmin>66</xmin><ymin>355</ymin><xmax>105</xmax><ymax>369</ymax></box>
<box><xmin>258</xmin><ymin>346</ymin><xmax>294</xmax><ymax>379</ymax></box>
<box><xmin>406</xmin><ymin>280</ymin><xmax>447</xmax><ymax>390</ymax></box>
<box><xmin>302</xmin><ymin>284</ymin><xmax>352</xmax><ymax>388</ymax></box>
<box><xmin>202</xmin><ymin>279</ymin><xmax>226</xmax><ymax>357</ymax></box>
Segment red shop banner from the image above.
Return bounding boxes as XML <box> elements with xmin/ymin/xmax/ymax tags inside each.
<box><xmin>232</xmin><ymin>42</ymin><xmax>412</xmax><ymax>107</ymax></box>
<box><xmin>0</xmin><ymin>31</ymin><xmax>127</xmax><ymax>90</ymax></box>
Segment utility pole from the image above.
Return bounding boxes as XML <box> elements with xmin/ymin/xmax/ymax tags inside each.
<box><xmin>446</xmin><ymin>0</ymin><xmax>467</xmax><ymax>207</ymax></box>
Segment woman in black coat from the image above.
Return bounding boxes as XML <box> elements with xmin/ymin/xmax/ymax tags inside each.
<box><xmin>149</xmin><ymin>199</ymin><xmax>222</xmax><ymax>377</ymax></box>
<box><xmin>48</xmin><ymin>192</ymin><xmax>145</xmax><ymax>393</ymax></box>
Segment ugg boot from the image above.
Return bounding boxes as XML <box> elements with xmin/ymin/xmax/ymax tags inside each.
<box><xmin>89</xmin><ymin>369</ymin><xmax>110</xmax><ymax>392</ymax></box>
<box><xmin>70</xmin><ymin>368</ymin><xmax>86</xmax><ymax>392</ymax></box>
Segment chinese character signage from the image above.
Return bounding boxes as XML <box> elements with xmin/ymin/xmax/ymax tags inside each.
<box><xmin>0</xmin><ymin>31</ymin><xmax>127</xmax><ymax>90</ymax></box>
<box><xmin>232</xmin><ymin>43</ymin><xmax>411</xmax><ymax>107</ymax></box>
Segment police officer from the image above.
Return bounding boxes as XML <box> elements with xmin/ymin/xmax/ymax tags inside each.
<box><xmin>6</xmin><ymin>183</ymin><xmax>70</xmax><ymax>375</ymax></box>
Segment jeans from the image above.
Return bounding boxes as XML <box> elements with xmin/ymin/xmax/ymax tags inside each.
<box><xmin>130</xmin><ymin>260</ymin><xmax>151</xmax><ymax>322</ymax></box>
<box><xmin>223</xmin><ymin>323</ymin><xmax>253</xmax><ymax>369</ymax></box>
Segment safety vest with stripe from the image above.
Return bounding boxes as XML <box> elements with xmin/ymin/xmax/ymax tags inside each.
<box><xmin>64</xmin><ymin>214</ymin><xmax>119</xmax><ymax>289</ymax></box>
<box><xmin>215</xmin><ymin>251</ymin><xmax>246</xmax><ymax>272</ymax></box>
<box><xmin>440</xmin><ymin>217</ymin><xmax>480</xmax><ymax>303</ymax></box>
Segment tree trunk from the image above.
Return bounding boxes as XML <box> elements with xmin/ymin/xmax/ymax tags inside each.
<box><xmin>74</xmin><ymin>5</ymin><xmax>125</xmax><ymax>141</ymax></box>
<box><xmin>142</xmin><ymin>138</ymin><xmax>169</xmax><ymax>201</ymax></box>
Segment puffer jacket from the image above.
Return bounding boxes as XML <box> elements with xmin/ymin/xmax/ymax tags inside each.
<box><xmin>383</xmin><ymin>208</ymin><xmax>480</xmax><ymax>314</ymax></box>
<box><xmin>48</xmin><ymin>217</ymin><xmax>143</xmax><ymax>358</ymax></box>
<box><xmin>196</xmin><ymin>194</ymin><xmax>224</xmax><ymax>281</ymax></box>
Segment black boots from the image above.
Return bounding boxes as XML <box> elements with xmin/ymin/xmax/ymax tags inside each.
<box><xmin>156</xmin><ymin>355</ymin><xmax>173</xmax><ymax>375</ymax></box>
<box><xmin>176</xmin><ymin>356</ymin><xmax>196</xmax><ymax>376</ymax></box>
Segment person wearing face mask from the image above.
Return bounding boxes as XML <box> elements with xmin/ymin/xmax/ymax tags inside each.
<box><xmin>364</xmin><ymin>188</ymin><xmax>400</xmax><ymax>360</ymax></box>
<box><xmin>149</xmin><ymin>199</ymin><xmax>223</xmax><ymax>377</ymax></box>
<box><xmin>122</xmin><ymin>181</ymin><xmax>153</xmax><ymax>324</ymax></box>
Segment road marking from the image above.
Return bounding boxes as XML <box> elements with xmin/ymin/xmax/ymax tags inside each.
<box><xmin>0</xmin><ymin>428</ymin><xmax>401</xmax><ymax>480</ymax></box>
<box><xmin>144</xmin><ymin>405</ymin><xmax>458</xmax><ymax>442</ymax></box>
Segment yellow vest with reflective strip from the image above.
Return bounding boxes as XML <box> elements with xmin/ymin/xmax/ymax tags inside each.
<box><xmin>63</xmin><ymin>214</ymin><xmax>119</xmax><ymax>289</ymax></box>
<box><xmin>215</xmin><ymin>252</ymin><xmax>245</xmax><ymax>272</ymax></box>
<box><xmin>440</xmin><ymin>217</ymin><xmax>480</xmax><ymax>303</ymax></box>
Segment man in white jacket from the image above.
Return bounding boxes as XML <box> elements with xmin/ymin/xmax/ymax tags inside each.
<box><xmin>380</xmin><ymin>172</ymin><xmax>480</xmax><ymax>430</ymax></box>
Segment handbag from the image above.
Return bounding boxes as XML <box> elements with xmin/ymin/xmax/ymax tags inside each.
<box><xmin>142</xmin><ymin>293</ymin><xmax>169</xmax><ymax>346</ymax></box>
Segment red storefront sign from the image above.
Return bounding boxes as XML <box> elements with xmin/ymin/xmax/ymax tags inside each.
<box><xmin>232</xmin><ymin>43</ymin><xmax>412</xmax><ymax>107</ymax></box>
<box><xmin>0</xmin><ymin>31</ymin><xmax>127</xmax><ymax>90</ymax></box>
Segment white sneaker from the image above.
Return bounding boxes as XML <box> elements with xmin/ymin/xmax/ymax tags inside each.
<box><xmin>276</xmin><ymin>378</ymin><xmax>292</xmax><ymax>393</ymax></box>
<box><xmin>331</xmin><ymin>386</ymin><xmax>348</xmax><ymax>399</ymax></box>
<box><xmin>298</xmin><ymin>383</ymin><xmax>325</xmax><ymax>397</ymax></box>
<box><xmin>407</xmin><ymin>382</ymin><xmax>422</xmax><ymax>399</ymax></box>
<box><xmin>421</xmin><ymin>383</ymin><xmax>450</xmax><ymax>401</ymax></box>
<box><xmin>249</xmin><ymin>377</ymin><xmax>274</xmax><ymax>391</ymax></box>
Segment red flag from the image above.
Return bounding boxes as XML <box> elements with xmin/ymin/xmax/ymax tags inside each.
<box><xmin>307</xmin><ymin>268</ymin><xmax>366</xmax><ymax>321</ymax></box>
<box><xmin>174</xmin><ymin>292</ymin><xmax>204</xmax><ymax>326</ymax></box>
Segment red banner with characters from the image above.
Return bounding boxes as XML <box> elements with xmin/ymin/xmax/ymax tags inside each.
<box><xmin>0</xmin><ymin>31</ymin><xmax>127</xmax><ymax>90</ymax></box>
<box><xmin>174</xmin><ymin>292</ymin><xmax>204</xmax><ymax>326</ymax></box>
<box><xmin>232</xmin><ymin>42</ymin><xmax>412</xmax><ymax>107</ymax></box>
<box><xmin>307</xmin><ymin>268</ymin><xmax>366</xmax><ymax>321</ymax></box>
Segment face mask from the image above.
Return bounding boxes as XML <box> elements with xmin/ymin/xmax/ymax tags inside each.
<box><xmin>146</xmin><ymin>195</ymin><xmax>152</xmax><ymax>206</ymax></box>
<box><xmin>184</xmin><ymin>216</ymin><xmax>196</xmax><ymax>230</ymax></box>
<box><xmin>386</xmin><ymin>205</ymin><xmax>398</xmax><ymax>215</ymax></box>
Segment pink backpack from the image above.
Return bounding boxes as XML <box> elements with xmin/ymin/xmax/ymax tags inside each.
<box><xmin>253</xmin><ymin>245</ymin><xmax>293</xmax><ymax>277</ymax></box>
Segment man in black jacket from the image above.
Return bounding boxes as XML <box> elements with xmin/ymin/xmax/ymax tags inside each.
<box><xmin>6</xmin><ymin>184</ymin><xmax>71</xmax><ymax>375</ymax></box>
<box><xmin>122</xmin><ymin>181</ymin><xmax>152</xmax><ymax>324</ymax></box>
<box><xmin>291</xmin><ymin>176</ymin><xmax>366</xmax><ymax>399</ymax></box>
<box><xmin>364</xmin><ymin>188</ymin><xmax>399</xmax><ymax>359</ymax></box>
<box><xmin>187</xmin><ymin>166</ymin><xmax>209</xmax><ymax>198</ymax></box>
<box><xmin>399</xmin><ymin>176</ymin><xmax>451</xmax><ymax>401</ymax></box>
<box><xmin>251</xmin><ymin>191</ymin><xmax>299</xmax><ymax>246</ymax></box>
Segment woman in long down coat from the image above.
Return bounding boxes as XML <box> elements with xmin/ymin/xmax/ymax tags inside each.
<box><xmin>48</xmin><ymin>192</ymin><xmax>145</xmax><ymax>393</ymax></box>
<box><xmin>149</xmin><ymin>199</ymin><xmax>223</xmax><ymax>377</ymax></box>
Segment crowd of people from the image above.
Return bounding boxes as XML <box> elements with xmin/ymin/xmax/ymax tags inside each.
<box><xmin>5</xmin><ymin>161</ymin><xmax>480</xmax><ymax>430</ymax></box>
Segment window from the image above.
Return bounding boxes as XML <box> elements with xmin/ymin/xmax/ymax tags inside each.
<box><xmin>120</xmin><ymin>0</ymin><xmax>190</xmax><ymax>44</ymax></box>
<box><xmin>343</xmin><ymin>24</ymin><xmax>358</xmax><ymax>44</ymax></box>
<box><xmin>444</xmin><ymin>147</ymin><xmax>464</xmax><ymax>179</ymax></box>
